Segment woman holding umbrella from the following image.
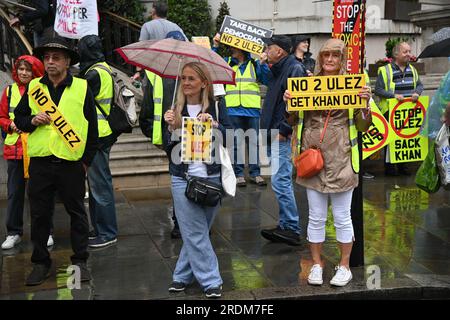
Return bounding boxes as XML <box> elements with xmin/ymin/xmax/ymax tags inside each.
<box><xmin>163</xmin><ymin>61</ymin><xmax>233</xmax><ymax>299</ymax></box>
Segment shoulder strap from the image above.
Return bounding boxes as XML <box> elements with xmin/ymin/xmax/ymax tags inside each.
<box><xmin>92</xmin><ymin>63</ymin><xmax>112</xmax><ymax>76</ymax></box>
<box><xmin>319</xmin><ymin>111</ymin><xmax>331</xmax><ymax>144</ymax></box>
<box><xmin>215</xmin><ymin>100</ymin><xmax>219</xmax><ymax>122</ymax></box>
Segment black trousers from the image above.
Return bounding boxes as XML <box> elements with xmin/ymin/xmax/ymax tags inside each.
<box><xmin>6</xmin><ymin>160</ymin><xmax>25</xmax><ymax>236</ymax></box>
<box><xmin>28</xmin><ymin>157</ymin><xmax>89</xmax><ymax>267</ymax></box>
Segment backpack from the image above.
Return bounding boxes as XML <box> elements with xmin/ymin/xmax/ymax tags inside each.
<box><xmin>92</xmin><ymin>64</ymin><xmax>137</xmax><ymax>135</ymax></box>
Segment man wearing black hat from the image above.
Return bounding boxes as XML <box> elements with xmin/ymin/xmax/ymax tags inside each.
<box><xmin>292</xmin><ymin>35</ymin><xmax>316</xmax><ymax>76</ymax></box>
<box><xmin>260</xmin><ymin>35</ymin><xmax>306</xmax><ymax>246</ymax></box>
<box><xmin>14</xmin><ymin>37</ymin><xmax>99</xmax><ymax>286</ymax></box>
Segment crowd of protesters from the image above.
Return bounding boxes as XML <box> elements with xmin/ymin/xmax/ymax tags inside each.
<box><xmin>1</xmin><ymin>0</ymin><xmax>446</xmax><ymax>299</ymax></box>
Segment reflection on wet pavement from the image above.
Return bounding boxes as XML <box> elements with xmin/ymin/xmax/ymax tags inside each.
<box><xmin>1</xmin><ymin>171</ymin><xmax>449</xmax><ymax>299</ymax></box>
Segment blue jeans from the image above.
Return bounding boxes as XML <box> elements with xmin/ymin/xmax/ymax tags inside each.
<box><xmin>269</xmin><ymin>138</ymin><xmax>300</xmax><ymax>234</ymax></box>
<box><xmin>229</xmin><ymin>115</ymin><xmax>261</xmax><ymax>177</ymax></box>
<box><xmin>87</xmin><ymin>143</ymin><xmax>117</xmax><ymax>240</ymax></box>
<box><xmin>171</xmin><ymin>175</ymin><xmax>223</xmax><ymax>291</ymax></box>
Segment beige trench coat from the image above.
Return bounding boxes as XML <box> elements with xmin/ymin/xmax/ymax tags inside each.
<box><xmin>294</xmin><ymin>109</ymin><xmax>372</xmax><ymax>193</ymax></box>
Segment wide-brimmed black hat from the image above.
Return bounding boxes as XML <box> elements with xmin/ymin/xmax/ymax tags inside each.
<box><xmin>33</xmin><ymin>36</ymin><xmax>79</xmax><ymax>65</ymax></box>
<box><xmin>292</xmin><ymin>35</ymin><xmax>311</xmax><ymax>52</ymax></box>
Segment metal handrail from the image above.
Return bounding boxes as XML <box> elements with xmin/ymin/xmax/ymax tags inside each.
<box><xmin>0</xmin><ymin>6</ymin><xmax>33</xmax><ymax>71</ymax></box>
<box><xmin>99</xmin><ymin>11</ymin><xmax>142</xmax><ymax>75</ymax></box>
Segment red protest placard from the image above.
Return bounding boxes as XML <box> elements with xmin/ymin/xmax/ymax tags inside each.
<box><xmin>332</xmin><ymin>0</ymin><xmax>366</xmax><ymax>74</ymax></box>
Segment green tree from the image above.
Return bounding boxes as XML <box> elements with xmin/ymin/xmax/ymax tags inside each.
<box><xmin>167</xmin><ymin>0</ymin><xmax>213</xmax><ymax>41</ymax></box>
<box><xmin>98</xmin><ymin>0</ymin><xmax>145</xmax><ymax>25</ymax></box>
<box><xmin>216</xmin><ymin>1</ymin><xmax>230</xmax><ymax>33</ymax></box>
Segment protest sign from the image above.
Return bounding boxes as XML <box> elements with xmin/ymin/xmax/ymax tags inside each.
<box><xmin>219</xmin><ymin>15</ymin><xmax>273</xmax><ymax>55</ymax></box>
<box><xmin>192</xmin><ymin>37</ymin><xmax>211</xmax><ymax>49</ymax></box>
<box><xmin>332</xmin><ymin>0</ymin><xmax>366</xmax><ymax>74</ymax></box>
<box><xmin>55</xmin><ymin>0</ymin><xmax>98</xmax><ymax>39</ymax></box>
<box><xmin>181</xmin><ymin>117</ymin><xmax>212</xmax><ymax>163</ymax></box>
<box><xmin>287</xmin><ymin>74</ymin><xmax>366</xmax><ymax>111</ymax></box>
<box><xmin>388</xmin><ymin>96</ymin><xmax>429</xmax><ymax>163</ymax></box>
<box><xmin>362</xmin><ymin>101</ymin><xmax>392</xmax><ymax>159</ymax></box>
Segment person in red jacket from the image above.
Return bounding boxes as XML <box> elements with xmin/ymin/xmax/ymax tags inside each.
<box><xmin>0</xmin><ymin>55</ymin><xmax>46</xmax><ymax>250</ymax></box>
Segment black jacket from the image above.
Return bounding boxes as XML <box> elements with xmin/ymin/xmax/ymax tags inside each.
<box><xmin>164</xmin><ymin>98</ymin><xmax>233</xmax><ymax>178</ymax></box>
<box><xmin>19</xmin><ymin>0</ymin><xmax>55</xmax><ymax>31</ymax></box>
<box><xmin>294</xmin><ymin>52</ymin><xmax>316</xmax><ymax>74</ymax></box>
<box><xmin>260</xmin><ymin>54</ymin><xmax>306</xmax><ymax>138</ymax></box>
<box><xmin>78</xmin><ymin>35</ymin><xmax>116</xmax><ymax>146</ymax></box>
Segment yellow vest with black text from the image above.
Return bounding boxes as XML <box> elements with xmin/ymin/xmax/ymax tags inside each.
<box><xmin>87</xmin><ymin>62</ymin><xmax>113</xmax><ymax>138</ymax></box>
<box><xmin>377</xmin><ymin>63</ymin><xmax>418</xmax><ymax>114</ymax></box>
<box><xmin>4</xmin><ymin>83</ymin><xmax>21</xmax><ymax>146</ymax></box>
<box><xmin>145</xmin><ymin>70</ymin><xmax>163</xmax><ymax>145</ymax></box>
<box><xmin>225</xmin><ymin>58</ymin><xmax>261</xmax><ymax>108</ymax></box>
<box><xmin>296</xmin><ymin>110</ymin><xmax>360</xmax><ymax>173</ymax></box>
<box><xmin>27</xmin><ymin>77</ymin><xmax>89</xmax><ymax>161</ymax></box>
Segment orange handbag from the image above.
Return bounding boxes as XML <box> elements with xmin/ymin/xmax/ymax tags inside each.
<box><xmin>295</xmin><ymin>111</ymin><xmax>331</xmax><ymax>179</ymax></box>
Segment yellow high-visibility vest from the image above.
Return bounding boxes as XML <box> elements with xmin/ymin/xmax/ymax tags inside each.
<box><xmin>4</xmin><ymin>83</ymin><xmax>21</xmax><ymax>146</ymax></box>
<box><xmin>87</xmin><ymin>62</ymin><xmax>114</xmax><ymax>138</ymax></box>
<box><xmin>145</xmin><ymin>70</ymin><xmax>163</xmax><ymax>145</ymax></box>
<box><xmin>27</xmin><ymin>77</ymin><xmax>89</xmax><ymax>161</ymax></box>
<box><xmin>378</xmin><ymin>63</ymin><xmax>418</xmax><ymax>114</ymax></box>
<box><xmin>296</xmin><ymin>110</ymin><xmax>360</xmax><ymax>173</ymax></box>
<box><xmin>225</xmin><ymin>58</ymin><xmax>261</xmax><ymax>108</ymax></box>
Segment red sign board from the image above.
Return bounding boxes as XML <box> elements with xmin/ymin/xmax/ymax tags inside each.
<box><xmin>332</xmin><ymin>0</ymin><xmax>366</xmax><ymax>74</ymax></box>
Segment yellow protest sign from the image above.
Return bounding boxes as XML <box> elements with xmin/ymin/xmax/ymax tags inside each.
<box><xmin>192</xmin><ymin>37</ymin><xmax>211</xmax><ymax>49</ymax></box>
<box><xmin>388</xmin><ymin>96</ymin><xmax>429</xmax><ymax>163</ymax></box>
<box><xmin>287</xmin><ymin>74</ymin><xmax>366</xmax><ymax>111</ymax></box>
<box><xmin>219</xmin><ymin>16</ymin><xmax>272</xmax><ymax>56</ymax></box>
<box><xmin>181</xmin><ymin>117</ymin><xmax>212</xmax><ymax>163</ymax></box>
<box><xmin>220</xmin><ymin>33</ymin><xmax>264</xmax><ymax>55</ymax></box>
<box><xmin>28</xmin><ymin>84</ymin><xmax>83</xmax><ymax>152</ymax></box>
<box><xmin>362</xmin><ymin>101</ymin><xmax>393</xmax><ymax>160</ymax></box>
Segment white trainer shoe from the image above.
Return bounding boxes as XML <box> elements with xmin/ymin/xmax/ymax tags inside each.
<box><xmin>330</xmin><ymin>265</ymin><xmax>352</xmax><ymax>286</ymax></box>
<box><xmin>1</xmin><ymin>235</ymin><xmax>21</xmax><ymax>250</ymax></box>
<box><xmin>307</xmin><ymin>264</ymin><xmax>323</xmax><ymax>285</ymax></box>
<box><xmin>47</xmin><ymin>235</ymin><xmax>54</xmax><ymax>247</ymax></box>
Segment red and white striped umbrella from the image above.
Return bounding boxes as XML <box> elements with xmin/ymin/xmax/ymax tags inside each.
<box><xmin>116</xmin><ymin>38</ymin><xmax>236</xmax><ymax>85</ymax></box>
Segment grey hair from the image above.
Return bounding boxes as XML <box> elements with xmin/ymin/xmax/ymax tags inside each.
<box><xmin>393</xmin><ymin>42</ymin><xmax>410</xmax><ymax>57</ymax></box>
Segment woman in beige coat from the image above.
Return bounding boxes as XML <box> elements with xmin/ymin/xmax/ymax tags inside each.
<box><xmin>284</xmin><ymin>38</ymin><xmax>372</xmax><ymax>287</ymax></box>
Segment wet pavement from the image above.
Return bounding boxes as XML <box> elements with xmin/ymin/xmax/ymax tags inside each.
<box><xmin>1</xmin><ymin>161</ymin><xmax>450</xmax><ymax>300</ymax></box>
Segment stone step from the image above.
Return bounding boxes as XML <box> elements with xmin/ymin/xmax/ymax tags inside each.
<box><xmin>111</xmin><ymin>164</ymin><xmax>170</xmax><ymax>189</ymax></box>
<box><xmin>111</xmin><ymin>135</ymin><xmax>153</xmax><ymax>152</ymax></box>
<box><xmin>109</xmin><ymin>150</ymin><xmax>168</xmax><ymax>169</ymax></box>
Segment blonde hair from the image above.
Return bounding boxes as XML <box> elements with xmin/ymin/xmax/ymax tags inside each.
<box><xmin>314</xmin><ymin>38</ymin><xmax>348</xmax><ymax>76</ymax></box>
<box><xmin>173</xmin><ymin>62</ymin><xmax>214</xmax><ymax>128</ymax></box>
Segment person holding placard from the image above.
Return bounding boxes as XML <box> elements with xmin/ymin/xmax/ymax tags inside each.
<box><xmin>14</xmin><ymin>37</ymin><xmax>98</xmax><ymax>286</ymax></box>
<box><xmin>163</xmin><ymin>62</ymin><xmax>232</xmax><ymax>299</ymax></box>
<box><xmin>213</xmin><ymin>33</ymin><xmax>270</xmax><ymax>187</ymax></box>
<box><xmin>375</xmin><ymin>42</ymin><xmax>424</xmax><ymax>176</ymax></box>
<box><xmin>284</xmin><ymin>38</ymin><xmax>372</xmax><ymax>287</ymax></box>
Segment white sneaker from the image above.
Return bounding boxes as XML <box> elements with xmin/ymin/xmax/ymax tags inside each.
<box><xmin>1</xmin><ymin>235</ymin><xmax>21</xmax><ymax>250</ymax></box>
<box><xmin>47</xmin><ymin>235</ymin><xmax>54</xmax><ymax>247</ymax></box>
<box><xmin>330</xmin><ymin>265</ymin><xmax>352</xmax><ymax>286</ymax></box>
<box><xmin>307</xmin><ymin>264</ymin><xmax>323</xmax><ymax>285</ymax></box>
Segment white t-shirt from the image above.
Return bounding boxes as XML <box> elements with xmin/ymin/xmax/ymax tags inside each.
<box><xmin>186</xmin><ymin>104</ymin><xmax>219</xmax><ymax>178</ymax></box>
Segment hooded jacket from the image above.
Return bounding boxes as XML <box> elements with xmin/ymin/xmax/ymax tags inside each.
<box><xmin>260</xmin><ymin>54</ymin><xmax>306</xmax><ymax>138</ymax></box>
<box><xmin>291</xmin><ymin>35</ymin><xmax>316</xmax><ymax>73</ymax></box>
<box><xmin>0</xmin><ymin>55</ymin><xmax>44</xmax><ymax>159</ymax></box>
<box><xmin>78</xmin><ymin>35</ymin><xmax>116</xmax><ymax>145</ymax></box>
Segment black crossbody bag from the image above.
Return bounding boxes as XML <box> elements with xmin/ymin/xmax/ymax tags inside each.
<box><xmin>185</xmin><ymin>175</ymin><xmax>223</xmax><ymax>207</ymax></box>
